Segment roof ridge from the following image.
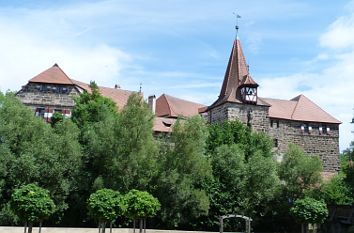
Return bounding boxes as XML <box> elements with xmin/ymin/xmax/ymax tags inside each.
<box><xmin>290</xmin><ymin>95</ymin><xmax>301</xmax><ymax>119</ymax></box>
<box><xmin>51</xmin><ymin>63</ymin><xmax>74</xmax><ymax>85</ymax></box>
<box><xmin>162</xmin><ymin>94</ymin><xmax>174</xmax><ymax>117</ymax></box>
<box><xmin>164</xmin><ymin>93</ymin><xmax>205</xmax><ymax>106</ymax></box>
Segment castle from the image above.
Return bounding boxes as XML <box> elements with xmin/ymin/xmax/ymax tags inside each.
<box><xmin>16</xmin><ymin>37</ymin><xmax>341</xmax><ymax>173</ymax></box>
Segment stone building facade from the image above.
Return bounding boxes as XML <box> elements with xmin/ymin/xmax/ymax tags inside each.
<box><xmin>16</xmin><ymin>39</ymin><xmax>341</xmax><ymax>173</ymax></box>
<box><xmin>17</xmin><ymin>63</ymin><xmax>133</xmax><ymax>122</ymax></box>
<box><xmin>205</xmin><ymin>38</ymin><xmax>341</xmax><ymax>172</ymax></box>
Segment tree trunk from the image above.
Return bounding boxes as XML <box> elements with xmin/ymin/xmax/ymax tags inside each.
<box><xmin>144</xmin><ymin>218</ymin><xmax>146</xmax><ymax>233</ymax></box>
<box><xmin>139</xmin><ymin>219</ymin><xmax>143</xmax><ymax>233</ymax></box>
<box><xmin>24</xmin><ymin>222</ymin><xmax>27</xmax><ymax>233</ymax></box>
<box><xmin>301</xmin><ymin>223</ymin><xmax>304</xmax><ymax>233</ymax></box>
<box><xmin>102</xmin><ymin>222</ymin><xmax>106</xmax><ymax>233</ymax></box>
<box><xmin>98</xmin><ymin>222</ymin><xmax>102</xmax><ymax>233</ymax></box>
<box><xmin>28</xmin><ymin>222</ymin><xmax>33</xmax><ymax>233</ymax></box>
<box><xmin>110</xmin><ymin>221</ymin><xmax>113</xmax><ymax>233</ymax></box>
<box><xmin>38</xmin><ymin>220</ymin><xmax>42</xmax><ymax>233</ymax></box>
<box><xmin>133</xmin><ymin>219</ymin><xmax>136</xmax><ymax>233</ymax></box>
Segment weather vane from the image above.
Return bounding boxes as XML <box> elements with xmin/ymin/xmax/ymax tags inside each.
<box><xmin>233</xmin><ymin>12</ymin><xmax>241</xmax><ymax>38</ymax></box>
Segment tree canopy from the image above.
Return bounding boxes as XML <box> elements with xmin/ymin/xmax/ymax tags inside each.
<box><xmin>10</xmin><ymin>184</ymin><xmax>55</xmax><ymax>233</ymax></box>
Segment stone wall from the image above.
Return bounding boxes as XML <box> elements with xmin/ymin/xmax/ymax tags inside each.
<box><xmin>268</xmin><ymin>119</ymin><xmax>340</xmax><ymax>172</ymax></box>
<box><xmin>208</xmin><ymin>102</ymin><xmax>269</xmax><ymax>133</ymax></box>
<box><xmin>16</xmin><ymin>83</ymin><xmax>79</xmax><ymax>112</ymax></box>
<box><xmin>208</xmin><ymin>103</ymin><xmax>340</xmax><ymax>172</ymax></box>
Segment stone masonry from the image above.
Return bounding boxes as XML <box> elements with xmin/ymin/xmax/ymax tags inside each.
<box><xmin>208</xmin><ymin>103</ymin><xmax>340</xmax><ymax>172</ymax></box>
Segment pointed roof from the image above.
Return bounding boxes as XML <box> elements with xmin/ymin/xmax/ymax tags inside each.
<box><xmin>155</xmin><ymin>94</ymin><xmax>206</xmax><ymax>118</ymax></box>
<box><xmin>261</xmin><ymin>95</ymin><xmax>341</xmax><ymax>124</ymax></box>
<box><xmin>29</xmin><ymin>64</ymin><xmax>74</xmax><ymax>85</ymax></box>
<box><xmin>26</xmin><ymin>64</ymin><xmax>133</xmax><ymax>110</ymax></box>
<box><xmin>209</xmin><ymin>39</ymin><xmax>259</xmax><ymax>108</ymax></box>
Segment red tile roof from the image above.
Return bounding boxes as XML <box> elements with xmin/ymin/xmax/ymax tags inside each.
<box><xmin>210</xmin><ymin>39</ymin><xmax>261</xmax><ymax>108</ymax></box>
<box><xmin>155</xmin><ymin>94</ymin><xmax>206</xmax><ymax>118</ymax></box>
<box><xmin>153</xmin><ymin>117</ymin><xmax>177</xmax><ymax>132</ymax></box>
<box><xmin>261</xmin><ymin>95</ymin><xmax>341</xmax><ymax>124</ymax></box>
<box><xmin>71</xmin><ymin>79</ymin><xmax>132</xmax><ymax>110</ymax></box>
<box><xmin>29</xmin><ymin>64</ymin><xmax>133</xmax><ymax>110</ymax></box>
<box><xmin>29</xmin><ymin>64</ymin><xmax>74</xmax><ymax>85</ymax></box>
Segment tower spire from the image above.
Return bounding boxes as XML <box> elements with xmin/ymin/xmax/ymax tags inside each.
<box><xmin>233</xmin><ymin>12</ymin><xmax>241</xmax><ymax>39</ymax></box>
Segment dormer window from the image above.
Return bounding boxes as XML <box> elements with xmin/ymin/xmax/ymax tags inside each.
<box><xmin>240</xmin><ymin>86</ymin><xmax>257</xmax><ymax>104</ymax></box>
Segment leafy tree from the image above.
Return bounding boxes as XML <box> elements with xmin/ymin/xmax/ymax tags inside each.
<box><xmin>341</xmin><ymin>144</ymin><xmax>354</xmax><ymax>194</ymax></box>
<box><xmin>124</xmin><ymin>189</ymin><xmax>160</xmax><ymax>233</ymax></box>
<box><xmin>0</xmin><ymin>92</ymin><xmax>82</xmax><ymax>224</ymax></box>
<box><xmin>70</xmin><ymin>91</ymin><xmax>157</xmax><ymax>225</ymax></box>
<box><xmin>320</xmin><ymin>174</ymin><xmax>353</xmax><ymax>205</ymax></box>
<box><xmin>50</xmin><ymin>112</ymin><xmax>64</xmax><ymax>127</ymax></box>
<box><xmin>203</xmin><ymin>121</ymin><xmax>279</xmax><ymax>230</ymax></box>
<box><xmin>290</xmin><ymin>197</ymin><xmax>328</xmax><ymax>233</ymax></box>
<box><xmin>278</xmin><ymin>144</ymin><xmax>323</xmax><ymax>200</ymax></box>
<box><xmin>155</xmin><ymin>116</ymin><xmax>213</xmax><ymax>228</ymax></box>
<box><xmin>71</xmin><ymin>81</ymin><xmax>117</xmax><ymax>128</ymax></box>
<box><xmin>10</xmin><ymin>184</ymin><xmax>56</xmax><ymax>233</ymax></box>
<box><xmin>68</xmin><ymin>83</ymin><xmax>119</xmax><ymax>225</ymax></box>
<box><xmin>108</xmin><ymin>93</ymin><xmax>158</xmax><ymax>192</ymax></box>
<box><xmin>87</xmin><ymin>189</ymin><xmax>125</xmax><ymax>233</ymax></box>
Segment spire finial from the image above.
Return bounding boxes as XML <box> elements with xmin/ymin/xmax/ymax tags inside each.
<box><xmin>233</xmin><ymin>12</ymin><xmax>241</xmax><ymax>39</ymax></box>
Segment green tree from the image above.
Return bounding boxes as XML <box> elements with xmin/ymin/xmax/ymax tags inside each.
<box><xmin>124</xmin><ymin>189</ymin><xmax>160</xmax><ymax>233</ymax></box>
<box><xmin>290</xmin><ymin>197</ymin><xmax>328</xmax><ymax>233</ymax></box>
<box><xmin>71</xmin><ymin>81</ymin><xmax>117</xmax><ymax>128</ymax></box>
<box><xmin>50</xmin><ymin>112</ymin><xmax>64</xmax><ymax>127</ymax></box>
<box><xmin>70</xmin><ymin>91</ymin><xmax>157</xmax><ymax>225</ymax></box>
<box><xmin>109</xmin><ymin>93</ymin><xmax>158</xmax><ymax>192</ymax></box>
<box><xmin>320</xmin><ymin>174</ymin><xmax>353</xmax><ymax>205</ymax></box>
<box><xmin>155</xmin><ymin>116</ymin><xmax>213</xmax><ymax>228</ymax></box>
<box><xmin>87</xmin><ymin>189</ymin><xmax>126</xmax><ymax>233</ymax></box>
<box><xmin>278</xmin><ymin>144</ymin><xmax>323</xmax><ymax>200</ymax></box>
<box><xmin>0</xmin><ymin>92</ymin><xmax>82</xmax><ymax>223</ymax></box>
<box><xmin>203</xmin><ymin>121</ymin><xmax>279</xmax><ymax>230</ymax></box>
<box><xmin>10</xmin><ymin>184</ymin><xmax>56</xmax><ymax>233</ymax></box>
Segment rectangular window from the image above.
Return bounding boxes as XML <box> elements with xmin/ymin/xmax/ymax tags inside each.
<box><xmin>320</xmin><ymin>124</ymin><xmax>329</xmax><ymax>134</ymax></box>
<box><xmin>35</xmin><ymin>107</ymin><xmax>45</xmax><ymax>118</ymax></box>
<box><xmin>274</xmin><ymin>139</ymin><xmax>279</xmax><ymax>148</ymax></box>
<box><xmin>276</xmin><ymin>120</ymin><xmax>279</xmax><ymax>128</ymax></box>
<box><xmin>301</xmin><ymin>123</ymin><xmax>309</xmax><ymax>133</ymax></box>
<box><xmin>270</xmin><ymin>120</ymin><xmax>274</xmax><ymax>127</ymax></box>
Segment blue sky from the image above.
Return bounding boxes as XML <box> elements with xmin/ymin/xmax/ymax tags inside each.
<box><xmin>0</xmin><ymin>0</ymin><xmax>353</xmax><ymax>151</ymax></box>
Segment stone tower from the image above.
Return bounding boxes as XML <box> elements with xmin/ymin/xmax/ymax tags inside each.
<box><xmin>206</xmin><ymin>39</ymin><xmax>270</xmax><ymax>132</ymax></box>
<box><xmin>205</xmin><ymin>38</ymin><xmax>341</xmax><ymax>173</ymax></box>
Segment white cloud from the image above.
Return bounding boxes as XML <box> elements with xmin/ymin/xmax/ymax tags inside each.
<box><xmin>320</xmin><ymin>14</ymin><xmax>354</xmax><ymax>49</ymax></box>
<box><xmin>0</xmin><ymin>3</ymin><xmax>131</xmax><ymax>92</ymax></box>
<box><xmin>259</xmin><ymin>2</ymin><xmax>354</xmax><ymax>151</ymax></box>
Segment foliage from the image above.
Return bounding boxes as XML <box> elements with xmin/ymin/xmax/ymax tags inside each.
<box><xmin>10</xmin><ymin>184</ymin><xmax>56</xmax><ymax>223</ymax></box>
<box><xmin>320</xmin><ymin>174</ymin><xmax>353</xmax><ymax>205</ymax></box>
<box><xmin>0</xmin><ymin>92</ymin><xmax>82</xmax><ymax>223</ymax></box>
<box><xmin>124</xmin><ymin>189</ymin><xmax>160</xmax><ymax>220</ymax></box>
<box><xmin>278</xmin><ymin>144</ymin><xmax>323</xmax><ymax>200</ymax></box>
<box><xmin>155</xmin><ymin>116</ymin><xmax>212</xmax><ymax>228</ymax></box>
<box><xmin>108</xmin><ymin>93</ymin><xmax>158</xmax><ymax>192</ymax></box>
<box><xmin>290</xmin><ymin>197</ymin><xmax>328</xmax><ymax>224</ymax></box>
<box><xmin>203</xmin><ymin>121</ymin><xmax>279</xmax><ymax>229</ymax></box>
<box><xmin>71</xmin><ymin>81</ymin><xmax>117</xmax><ymax>128</ymax></box>
<box><xmin>341</xmin><ymin>145</ymin><xmax>354</xmax><ymax>194</ymax></box>
<box><xmin>50</xmin><ymin>112</ymin><xmax>64</xmax><ymax>127</ymax></box>
<box><xmin>87</xmin><ymin>189</ymin><xmax>125</xmax><ymax>223</ymax></box>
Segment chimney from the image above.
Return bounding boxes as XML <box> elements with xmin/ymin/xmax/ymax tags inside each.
<box><xmin>114</xmin><ymin>84</ymin><xmax>120</xmax><ymax>89</ymax></box>
<box><xmin>148</xmin><ymin>95</ymin><xmax>156</xmax><ymax>114</ymax></box>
